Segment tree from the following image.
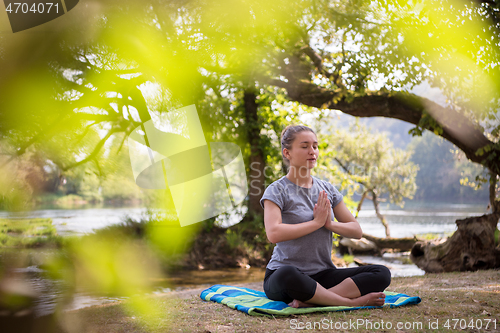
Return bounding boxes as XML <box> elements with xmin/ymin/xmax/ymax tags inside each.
<box><xmin>1</xmin><ymin>0</ymin><xmax>499</xmax><ymax>271</ymax></box>
<box><xmin>2</xmin><ymin>0</ymin><xmax>498</xmax><ymax>204</ymax></box>
<box><xmin>317</xmin><ymin>121</ymin><xmax>418</xmax><ymax>237</ymax></box>
<box><xmin>0</xmin><ymin>0</ymin><xmax>309</xmax><ymax>221</ymax></box>
<box><xmin>264</xmin><ymin>0</ymin><xmax>499</xmax><ymax>180</ymax></box>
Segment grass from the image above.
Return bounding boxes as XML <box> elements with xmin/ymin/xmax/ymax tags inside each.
<box><xmin>415</xmin><ymin>232</ymin><xmax>453</xmax><ymax>240</ymax></box>
<box><xmin>342</xmin><ymin>254</ymin><xmax>355</xmax><ymax>264</ymax></box>
<box><xmin>57</xmin><ymin>269</ymin><xmax>500</xmax><ymax>333</ymax></box>
<box><xmin>0</xmin><ymin>218</ymin><xmax>62</xmax><ymax>248</ymax></box>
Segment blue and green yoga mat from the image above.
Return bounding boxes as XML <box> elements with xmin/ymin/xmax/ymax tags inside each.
<box><xmin>200</xmin><ymin>284</ymin><xmax>421</xmax><ymax>316</ymax></box>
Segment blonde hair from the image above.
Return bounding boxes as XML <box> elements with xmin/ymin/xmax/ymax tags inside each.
<box><xmin>280</xmin><ymin>125</ymin><xmax>316</xmax><ymax>167</ymax></box>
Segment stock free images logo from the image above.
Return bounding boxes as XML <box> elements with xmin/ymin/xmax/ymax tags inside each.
<box><xmin>3</xmin><ymin>0</ymin><xmax>78</xmax><ymax>32</ymax></box>
<box><xmin>128</xmin><ymin>105</ymin><xmax>248</xmax><ymax>227</ymax></box>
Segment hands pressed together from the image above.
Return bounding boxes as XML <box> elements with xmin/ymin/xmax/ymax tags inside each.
<box><xmin>313</xmin><ymin>191</ymin><xmax>332</xmax><ymax>228</ymax></box>
<box><xmin>263</xmin><ymin>188</ymin><xmax>362</xmax><ymax>243</ymax></box>
<box><xmin>313</xmin><ymin>190</ymin><xmax>363</xmax><ymax>239</ymax></box>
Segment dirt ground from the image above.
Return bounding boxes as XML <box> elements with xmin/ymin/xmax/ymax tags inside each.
<box><xmin>53</xmin><ymin>269</ymin><xmax>500</xmax><ymax>333</ymax></box>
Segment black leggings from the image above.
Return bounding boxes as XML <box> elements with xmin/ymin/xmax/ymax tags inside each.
<box><xmin>264</xmin><ymin>265</ymin><xmax>391</xmax><ymax>304</ymax></box>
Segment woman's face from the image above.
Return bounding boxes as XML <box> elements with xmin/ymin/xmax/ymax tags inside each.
<box><xmin>284</xmin><ymin>131</ymin><xmax>318</xmax><ymax>171</ymax></box>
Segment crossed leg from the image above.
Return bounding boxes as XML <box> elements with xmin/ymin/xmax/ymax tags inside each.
<box><xmin>264</xmin><ymin>265</ymin><xmax>390</xmax><ymax>308</ymax></box>
<box><xmin>288</xmin><ymin>278</ymin><xmax>385</xmax><ymax>308</ymax></box>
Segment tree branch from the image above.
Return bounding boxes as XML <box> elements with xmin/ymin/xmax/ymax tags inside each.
<box><xmin>0</xmin><ymin>115</ymin><xmax>68</xmax><ymax>169</ymax></box>
<box><xmin>300</xmin><ymin>45</ymin><xmax>333</xmax><ymax>79</ymax></box>
<box><xmin>333</xmin><ymin>157</ymin><xmax>369</xmax><ymax>188</ymax></box>
<box><xmin>61</xmin><ymin>128</ymin><xmax>120</xmax><ymax>171</ymax></box>
<box><xmin>274</xmin><ymin>71</ymin><xmax>499</xmax><ymax>173</ymax></box>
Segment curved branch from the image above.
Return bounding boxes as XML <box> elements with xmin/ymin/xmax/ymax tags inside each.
<box><xmin>300</xmin><ymin>45</ymin><xmax>333</xmax><ymax>79</ymax></box>
<box><xmin>62</xmin><ymin>127</ymin><xmax>120</xmax><ymax>171</ymax></box>
<box><xmin>272</xmin><ymin>72</ymin><xmax>499</xmax><ymax>174</ymax></box>
<box><xmin>334</xmin><ymin>157</ymin><xmax>369</xmax><ymax>188</ymax></box>
<box><xmin>335</xmin><ymin>93</ymin><xmax>496</xmax><ymax>173</ymax></box>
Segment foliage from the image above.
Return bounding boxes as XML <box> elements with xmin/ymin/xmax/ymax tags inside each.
<box><xmin>317</xmin><ymin>120</ymin><xmax>418</xmax><ymax>208</ymax></box>
<box><xmin>39</xmin><ymin>209</ymin><xmax>199</xmax><ymax>328</ymax></box>
<box><xmin>0</xmin><ymin>128</ymin><xmax>147</xmax><ymax>207</ymax></box>
<box><xmin>390</xmin><ymin>0</ymin><xmax>500</xmax><ymax>125</ymax></box>
<box><xmin>1</xmin><ymin>0</ymin><xmax>499</xmax><ymax>208</ymax></box>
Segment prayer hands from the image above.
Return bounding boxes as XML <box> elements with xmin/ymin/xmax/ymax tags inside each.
<box><xmin>325</xmin><ymin>201</ymin><xmax>333</xmax><ymax>228</ymax></box>
<box><xmin>313</xmin><ymin>191</ymin><xmax>331</xmax><ymax>227</ymax></box>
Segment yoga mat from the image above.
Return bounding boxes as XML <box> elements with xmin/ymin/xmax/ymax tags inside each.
<box><xmin>200</xmin><ymin>284</ymin><xmax>421</xmax><ymax>317</ymax></box>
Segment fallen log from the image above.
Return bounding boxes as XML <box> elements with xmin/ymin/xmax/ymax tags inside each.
<box><xmin>338</xmin><ymin>234</ymin><xmax>419</xmax><ymax>254</ymax></box>
<box><xmin>362</xmin><ymin>233</ymin><xmax>418</xmax><ymax>252</ymax></box>
<box><xmin>339</xmin><ymin>237</ymin><xmax>377</xmax><ymax>253</ymax></box>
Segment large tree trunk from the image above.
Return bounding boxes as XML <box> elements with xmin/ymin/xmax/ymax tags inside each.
<box><xmin>410</xmin><ymin>204</ymin><xmax>500</xmax><ymax>273</ymax></box>
<box><xmin>489</xmin><ymin>172</ymin><xmax>498</xmax><ymax>213</ymax></box>
<box><xmin>243</xmin><ymin>89</ymin><xmax>265</xmax><ymax>218</ymax></box>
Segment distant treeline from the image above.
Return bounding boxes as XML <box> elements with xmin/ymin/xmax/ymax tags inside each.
<box><xmin>354</xmin><ymin>116</ymin><xmax>489</xmax><ymax>204</ymax></box>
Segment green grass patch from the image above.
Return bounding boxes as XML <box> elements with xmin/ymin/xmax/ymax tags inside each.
<box><xmin>342</xmin><ymin>254</ymin><xmax>355</xmax><ymax>264</ymax></box>
<box><xmin>0</xmin><ymin>218</ymin><xmax>62</xmax><ymax>248</ymax></box>
<box><xmin>416</xmin><ymin>232</ymin><xmax>453</xmax><ymax>240</ymax></box>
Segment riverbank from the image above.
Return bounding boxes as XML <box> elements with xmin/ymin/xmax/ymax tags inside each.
<box><xmin>57</xmin><ymin>269</ymin><xmax>499</xmax><ymax>333</ymax></box>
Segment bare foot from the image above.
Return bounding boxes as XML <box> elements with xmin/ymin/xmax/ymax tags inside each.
<box><xmin>352</xmin><ymin>292</ymin><xmax>386</xmax><ymax>307</ymax></box>
<box><xmin>288</xmin><ymin>299</ymin><xmax>316</xmax><ymax>308</ymax></box>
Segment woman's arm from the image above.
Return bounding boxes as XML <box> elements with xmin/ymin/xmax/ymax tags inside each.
<box><xmin>263</xmin><ymin>191</ymin><xmax>330</xmax><ymax>243</ymax></box>
<box><xmin>325</xmin><ymin>200</ymin><xmax>363</xmax><ymax>239</ymax></box>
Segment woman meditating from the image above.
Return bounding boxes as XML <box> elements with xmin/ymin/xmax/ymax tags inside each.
<box><xmin>261</xmin><ymin>125</ymin><xmax>391</xmax><ymax>308</ymax></box>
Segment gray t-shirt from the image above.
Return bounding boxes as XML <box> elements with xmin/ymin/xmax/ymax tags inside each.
<box><xmin>260</xmin><ymin>175</ymin><xmax>344</xmax><ymax>275</ymax></box>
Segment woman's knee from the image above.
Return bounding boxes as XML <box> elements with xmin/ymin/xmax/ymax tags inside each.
<box><xmin>352</xmin><ymin>265</ymin><xmax>391</xmax><ymax>295</ymax></box>
<box><xmin>265</xmin><ymin>266</ymin><xmax>316</xmax><ymax>302</ymax></box>
<box><xmin>272</xmin><ymin>266</ymin><xmax>303</xmax><ymax>287</ymax></box>
<box><xmin>374</xmin><ymin>265</ymin><xmax>391</xmax><ymax>289</ymax></box>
